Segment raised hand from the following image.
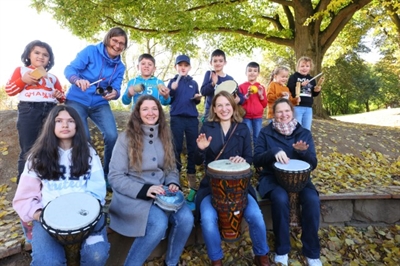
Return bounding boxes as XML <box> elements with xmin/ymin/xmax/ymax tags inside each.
<box><xmin>196</xmin><ymin>133</ymin><xmax>212</xmax><ymax>150</ymax></box>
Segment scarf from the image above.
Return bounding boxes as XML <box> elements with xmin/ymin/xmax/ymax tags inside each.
<box><xmin>272</xmin><ymin>118</ymin><xmax>298</xmax><ymax>136</ymax></box>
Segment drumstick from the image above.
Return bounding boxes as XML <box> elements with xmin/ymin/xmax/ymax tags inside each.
<box><xmin>89</xmin><ymin>78</ymin><xmax>105</xmax><ymax>86</ymax></box>
<box><xmin>308</xmin><ymin>72</ymin><xmax>323</xmax><ymax>82</ymax></box>
<box><xmin>316</xmin><ymin>75</ymin><xmax>325</xmax><ymax>87</ymax></box>
<box><xmin>176</xmin><ymin>74</ymin><xmax>182</xmax><ymax>84</ymax></box>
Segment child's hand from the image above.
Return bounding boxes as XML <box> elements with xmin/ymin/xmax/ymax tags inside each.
<box><xmin>53</xmin><ymin>90</ymin><xmax>64</xmax><ymax>99</ymax></box>
<box><xmin>211</xmin><ymin>71</ymin><xmax>218</xmax><ymax>86</ymax></box>
<box><xmin>157</xmin><ymin>84</ymin><xmax>170</xmax><ymax>98</ymax></box>
<box><xmin>301</xmin><ymin>80</ymin><xmax>309</xmax><ymax>86</ymax></box>
<box><xmin>127</xmin><ymin>86</ymin><xmax>136</xmax><ymax>98</ymax></box>
<box><xmin>281</xmin><ymin>92</ymin><xmax>289</xmax><ymax>99</ymax></box>
<box><xmin>22</xmin><ymin>72</ymin><xmax>39</xmax><ymax>85</ymax></box>
<box><xmin>296</xmin><ymin>97</ymin><xmax>301</xmax><ymax>104</ymax></box>
<box><xmin>171</xmin><ymin>81</ymin><xmax>178</xmax><ymax>90</ymax></box>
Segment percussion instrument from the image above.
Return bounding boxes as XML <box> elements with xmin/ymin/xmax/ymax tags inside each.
<box><xmin>207</xmin><ymin>159</ymin><xmax>252</xmax><ymax>242</ymax></box>
<box><xmin>132</xmin><ymin>83</ymin><xmax>145</xmax><ymax>92</ymax></box>
<box><xmin>214</xmin><ymin>80</ymin><xmax>238</xmax><ymax>96</ymax></box>
<box><xmin>154</xmin><ymin>186</ymin><xmax>185</xmax><ymax>213</ymax></box>
<box><xmin>40</xmin><ymin>192</ymin><xmax>103</xmax><ymax>266</ymax></box>
<box><xmin>30</xmin><ymin>66</ymin><xmax>47</xmax><ymax>79</ymax></box>
<box><xmin>273</xmin><ymin>159</ymin><xmax>311</xmax><ymax>227</ymax></box>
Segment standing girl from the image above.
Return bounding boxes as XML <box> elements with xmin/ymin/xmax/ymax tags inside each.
<box><xmin>5</xmin><ymin>40</ymin><xmax>65</xmax><ymax>182</ymax></box>
<box><xmin>287</xmin><ymin>56</ymin><xmax>323</xmax><ymax>130</ymax></box>
<box><xmin>267</xmin><ymin>66</ymin><xmax>300</xmax><ymax>121</ymax></box>
<box><xmin>13</xmin><ymin>105</ymin><xmax>110</xmax><ymax>266</ymax></box>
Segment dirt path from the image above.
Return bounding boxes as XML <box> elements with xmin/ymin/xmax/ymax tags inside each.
<box><xmin>332</xmin><ymin>107</ymin><xmax>400</xmax><ymax>127</ymax></box>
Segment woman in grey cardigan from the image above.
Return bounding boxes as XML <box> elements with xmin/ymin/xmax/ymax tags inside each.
<box><xmin>108</xmin><ymin>95</ymin><xmax>194</xmax><ymax>266</ymax></box>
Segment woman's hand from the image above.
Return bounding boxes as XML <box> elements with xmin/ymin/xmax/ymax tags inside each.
<box><xmin>146</xmin><ymin>184</ymin><xmax>165</xmax><ymax>199</ymax></box>
<box><xmin>168</xmin><ymin>184</ymin><xmax>179</xmax><ymax>193</ymax></box>
<box><xmin>196</xmin><ymin>133</ymin><xmax>212</xmax><ymax>150</ymax></box>
<box><xmin>293</xmin><ymin>140</ymin><xmax>309</xmax><ymax>151</ymax></box>
<box><xmin>275</xmin><ymin>150</ymin><xmax>289</xmax><ymax>164</ymax></box>
<box><xmin>229</xmin><ymin>156</ymin><xmax>246</xmax><ymax>163</ymax></box>
<box><xmin>33</xmin><ymin>209</ymin><xmax>42</xmax><ymax>221</ymax></box>
<box><xmin>75</xmin><ymin>79</ymin><xmax>90</xmax><ymax>91</ymax></box>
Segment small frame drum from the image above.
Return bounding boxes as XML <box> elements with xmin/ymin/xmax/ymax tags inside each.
<box><xmin>40</xmin><ymin>192</ymin><xmax>103</xmax><ymax>266</ymax></box>
<box><xmin>154</xmin><ymin>186</ymin><xmax>185</xmax><ymax>213</ymax></box>
<box><xmin>207</xmin><ymin>159</ymin><xmax>252</xmax><ymax>242</ymax></box>
<box><xmin>274</xmin><ymin>159</ymin><xmax>311</xmax><ymax>227</ymax></box>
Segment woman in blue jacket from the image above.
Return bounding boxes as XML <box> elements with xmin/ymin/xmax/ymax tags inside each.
<box><xmin>195</xmin><ymin>91</ymin><xmax>270</xmax><ymax>266</ymax></box>
<box><xmin>64</xmin><ymin>27</ymin><xmax>127</xmax><ymax>189</ymax></box>
<box><xmin>254</xmin><ymin>98</ymin><xmax>322</xmax><ymax>266</ymax></box>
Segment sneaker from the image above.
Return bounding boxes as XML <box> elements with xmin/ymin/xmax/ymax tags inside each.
<box><xmin>306</xmin><ymin>257</ymin><xmax>322</xmax><ymax>266</ymax></box>
<box><xmin>274</xmin><ymin>253</ymin><xmax>288</xmax><ymax>266</ymax></box>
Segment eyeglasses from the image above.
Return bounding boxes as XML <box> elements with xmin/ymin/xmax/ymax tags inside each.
<box><xmin>110</xmin><ymin>38</ymin><xmax>126</xmax><ymax>48</ymax></box>
<box><xmin>96</xmin><ymin>86</ymin><xmax>113</xmax><ymax>96</ymax></box>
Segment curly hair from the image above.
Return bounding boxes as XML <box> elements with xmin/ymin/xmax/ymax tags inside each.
<box><xmin>28</xmin><ymin>105</ymin><xmax>91</xmax><ymax>180</ymax></box>
<box><xmin>208</xmin><ymin>91</ymin><xmax>243</xmax><ymax>123</ymax></box>
<box><xmin>21</xmin><ymin>40</ymin><xmax>55</xmax><ymax>71</ymax></box>
<box><xmin>126</xmin><ymin>95</ymin><xmax>176</xmax><ymax>173</ymax></box>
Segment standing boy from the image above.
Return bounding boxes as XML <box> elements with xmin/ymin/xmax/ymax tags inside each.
<box><xmin>167</xmin><ymin>55</ymin><xmax>201</xmax><ymax>200</ymax></box>
<box><xmin>238</xmin><ymin>62</ymin><xmax>268</xmax><ymax>147</ymax></box>
<box><xmin>200</xmin><ymin>49</ymin><xmax>244</xmax><ymax>120</ymax></box>
<box><xmin>122</xmin><ymin>53</ymin><xmax>170</xmax><ymax>109</ymax></box>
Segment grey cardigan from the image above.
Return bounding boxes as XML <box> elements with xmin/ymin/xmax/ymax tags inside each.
<box><xmin>108</xmin><ymin>125</ymin><xmax>180</xmax><ymax>237</ymax></box>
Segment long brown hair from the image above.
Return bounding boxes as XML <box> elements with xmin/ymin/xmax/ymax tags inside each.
<box><xmin>208</xmin><ymin>91</ymin><xmax>243</xmax><ymax>123</ymax></box>
<box><xmin>126</xmin><ymin>95</ymin><xmax>175</xmax><ymax>173</ymax></box>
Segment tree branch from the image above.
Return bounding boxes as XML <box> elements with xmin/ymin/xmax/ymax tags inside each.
<box><xmin>187</xmin><ymin>0</ymin><xmax>248</xmax><ymax>12</ymax></box>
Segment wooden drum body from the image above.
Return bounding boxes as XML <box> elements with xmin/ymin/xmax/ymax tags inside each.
<box><xmin>274</xmin><ymin>159</ymin><xmax>311</xmax><ymax>227</ymax></box>
<box><xmin>40</xmin><ymin>192</ymin><xmax>102</xmax><ymax>266</ymax></box>
<box><xmin>207</xmin><ymin>159</ymin><xmax>252</xmax><ymax>242</ymax></box>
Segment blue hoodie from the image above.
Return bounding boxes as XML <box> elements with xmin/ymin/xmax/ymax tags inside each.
<box><xmin>64</xmin><ymin>42</ymin><xmax>125</xmax><ymax>107</ymax></box>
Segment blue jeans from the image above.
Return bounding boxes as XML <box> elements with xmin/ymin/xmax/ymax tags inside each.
<box><xmin>124</xmin><ymin>204</ymin><xmax>194</xmax><ymax>266</ymax></box>
<box><xmin>243</xmin><ymin>118</ymin><xmax>262</xmax><ymax>147</ymax></box>
<box><xmin>16</xmin><ymin>101</ymin><xmax>56</xmax><ymax>181</ymax></box>
<box><xmin>294</xmin><ymin>106</ymin><xmax>313</xmax><ymax>131</ymax></box>
<box><xmin>200</xmin><ymin>195</ymin><xmax>269</xmax><ymax>261</ymax></box>
<box><xmin>170</xmin><ymin>116</ymin><xmax>199</xmax><ymax>174</ymax></box>
<box><xmin>65</xmin><ymin>100</ymin><xmax>118</xmax><ymax>175</ymax></box>
<box><xmin>268</xmin><ymin>186</ymin><xmax>320</xmax><ymax>259</ymax></box>
<box><xmin>31</xmin><ymin>215</ymin><xmax>110</xmax><ymax>266</ymax></box>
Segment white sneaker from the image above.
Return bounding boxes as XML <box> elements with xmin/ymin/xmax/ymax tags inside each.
<box><xmin>306</xmin><ymin>257</ymin><xmax>322</xmax><ymax>266</ymax></box>
<box><xmin>274</xmin><ymin>253</ymin><xmax>288</xmax><ymax>266</ymax></box>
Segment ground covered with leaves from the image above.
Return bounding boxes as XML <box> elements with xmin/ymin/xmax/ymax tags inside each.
<box><xmin>0</xmin><ymin>109</ymin><xmax>399</xmax><ymax>265</ymax></box>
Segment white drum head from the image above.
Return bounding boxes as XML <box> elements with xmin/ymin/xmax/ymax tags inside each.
<box><xmin>208</xmin><ymin>159</ymin><xmax>250</xmax><ymax>172</ymax></box>
<box><xmin>43</xmin><ymin>192</ymin><xmax>100</xmax><ymax>231</ymax></box>
<box><xmin>274</xmin><ymin>159</ymin><xmax>310</xmax><ymax>171</ymax></box>
<box><xmin>214</xmin><ymin>80</ymin><xmax>237</xmax><ymax>95</ymax></box>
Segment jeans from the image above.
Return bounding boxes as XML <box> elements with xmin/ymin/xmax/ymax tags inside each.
<box><xmin>124</xmin><ymin>204</ymin><xmax>194</xmax><ymax>266</ymax></box>
<box><xmin>16</xmin><ymin>101</ymin><xmax>56</xmax><ymax>182</ymax></box>
<box><xmin>294</xmin><ymin>106</ymin><xmax>313</xmax><ymax>131</ymax></box>
<box><xmin>200</xmin><ymin>195</ymin><xmax>269</xmax><ymax>261</ymax></box>
<box><xmin>268</xmin><ymin>186</ymin><xmax>320</xmax><ymax>259</ymax></box>
<box><xmin>170</xmin><ymin>116</ymin><xmax>199</xmax><ymax>174</ymax></box>
<box><xmin>30</xmin><ymin>215</ymin><xmax>110</xmax><ymax>266</ymax></box>
<box><xmin>65</xmin><ymin>100</ymin><xmax>118</xmax><ymax>175</ymax></box>
<box><xmin>243</xmin><ymin>118</ymin><xmax>262</xmax><ymax>147</ymax></box>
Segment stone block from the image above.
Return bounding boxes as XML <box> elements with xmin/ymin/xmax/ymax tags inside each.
<box><xmin>353</xmin><ymin>199</ymin><xmax>400</xmax><ymax>224</ymax></box>
<box><xmin>320</xmin><ymin>200</ymin><xmax>353</xmax><ymax>223</ymax></box>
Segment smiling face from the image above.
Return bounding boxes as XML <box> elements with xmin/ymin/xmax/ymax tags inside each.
<box><xmin>297</xmin><ymin>60</ymin><xmax>311</xmax><ymax>76</ymax></box>
<box><xmin>138</xmin><ymin>58</ymin><xmax>156</xmax><ymax>78</ymax></box>
<box><xmin>54</xmin><ymin>110</ymin><xmax>76</xmax><ymax>145</ymax></box>
<box><xmin>213</xmin><ymin>95</ymin><xmax>233</xmax><ymax>122</ymax></box>
<box><xmin>246</xmin><ymin>66</ymin><xmax>259</xmax><ymax>82</ymax></box>
<box><xmin>274</xmin><ymin>69</ymin><xmax>289</xmax><ymax>86</ymax></box>
<box><xmin>274</xmin><ymin>102</ymin><xmax>294</xmax><ymax>124</ymax></box>
<box><xmin>175</xmin><ymin>62</ymin><xmax>191</xmax><ymax>76</ymax></box>
<box><xmin>106</xmin><ymin>35</ymin><xmax>126</xmax><ymax>59</ymax></box>
<box><xmin>29</xmin><ymin>46</ymin><xmax>50</xmax><ymax>69</ymax></box>
<box><xmin>140</xmin><ymin>100</ymin><xmax>159</xmax><ymax>125</ymax></box>
<box><xmin>210</xmin><ymin>55</ymin><xmax>226</xmax><ymax>73</ymax></box>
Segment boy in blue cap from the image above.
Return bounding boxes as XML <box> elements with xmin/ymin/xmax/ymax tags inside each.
<box><xmin>167</xmin><ymin>55</ymin><xmax>201</xmax><ymax>203</ymax></box>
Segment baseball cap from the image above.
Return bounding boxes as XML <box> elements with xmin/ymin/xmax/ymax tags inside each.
<box><xmin>175</xmin><ymin>55</ymin><xmax>190</xmax><ymax>65</ymax></box>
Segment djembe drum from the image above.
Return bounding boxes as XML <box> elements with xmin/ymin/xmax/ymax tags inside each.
<box><xmin>207</xmin><ymin>159</ymin><xmax>252</xmax><ymax>242</ymax></box>
<box><xmin>40</xmin><ymin>192</ymin><xmax>103</xmax><ymax>266</ymax></box>
<box><xmin>273</xmin><ymin>159</ymin><xmax>311</xmax><ymax>227</ymax></box>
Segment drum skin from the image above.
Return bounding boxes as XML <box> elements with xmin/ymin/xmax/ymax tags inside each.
<box><xmin>207</xmin><ymin>160</ymin><xmax>252</xmax><ymax>242</ymax></box>
<box><xmin>273</xmin><ymin>159</ymin><xmax>311</xmax><ymax>226</ymax></box>
<box><xmin>40</xmin><ymin>192</ymin><xmax>102</xmax><ymax>266</ymax></box>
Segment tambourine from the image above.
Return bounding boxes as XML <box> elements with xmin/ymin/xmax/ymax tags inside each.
<box><xmin>154</xmin><ymin>186</ymin><xmax>184</xmax><ymax>213</ymax></box>
<box><xmin>214</xmin><ymin>80</ymin><xmax>238</xmax><ymax>96</ymax></box>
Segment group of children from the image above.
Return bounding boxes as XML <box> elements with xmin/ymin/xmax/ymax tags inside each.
<box><xmin>6</xmin><ymin>34</ymin><xmax>323</xmax><ymax>265</ymax></box>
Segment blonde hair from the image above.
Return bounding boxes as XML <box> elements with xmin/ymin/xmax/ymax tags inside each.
<box><xmin>296</xmin><ymin>56</ymin><xmax>314</xmax><ymax>71</ymax></box>
<box><xmin>126</xmin><ymin>95</ymin><xmax>176</xmax><ymax>173</ymax></box>
<box><xmin>269</xmin><ymin>66</ymin><xmax>290</xmax><ymax>84</ymax></box>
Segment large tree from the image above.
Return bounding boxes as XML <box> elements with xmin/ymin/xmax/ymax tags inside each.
<box><xmin>32</xmin><ymin>0</ymin><xmax>374</xmax><ymax>117</ymax></box>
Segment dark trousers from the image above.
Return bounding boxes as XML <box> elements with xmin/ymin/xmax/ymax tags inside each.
<box><xmin>268</xmin><ymin>186</ymin><xmax>321</xmax><ymax>259</ymax></box>
<box><xmin>170</xmin><ymin>116</ymin><xmax>199</xmax><ymax>174</ymax></box>
<box><xmin>16</xmin><ymin>101</ymin><xmax>56</xmax><ymax>182</ymax></box>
